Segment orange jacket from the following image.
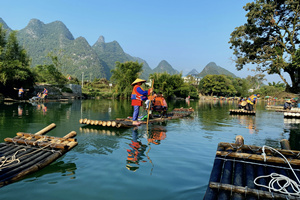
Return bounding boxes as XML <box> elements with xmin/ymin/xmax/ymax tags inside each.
<box><xmin>154</xmin><ymin>97</ymin><xmax>167</xmax><ymax>107</ymax></box>
<box><xmin>131</xmin><ymin>85</ymin><xmax>149</xmax><ymax>106</ymax></box>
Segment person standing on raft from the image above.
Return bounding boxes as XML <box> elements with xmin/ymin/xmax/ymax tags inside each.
<box><xmin>131</xmin><ymin>78</ymin><xmax>152</xmax><ymax>126</ymax></box>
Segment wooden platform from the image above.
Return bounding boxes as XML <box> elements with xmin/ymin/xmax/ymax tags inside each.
<box><xmin>79</xmin><ymin>107</ymin><xmax>194</xmax><ymax>128</ymax></box>
<box><xmin>0</xmin><ymin>123</ymin><xmax>77</xmax><ymax>187</ymax></box>
<box><xmin>229</xmin><ymin>109</ymin><xmax>256</xmax><ymax>115</ymax></box>
<box><xmin>204</xmin><ymin>136</ymin><xmax>300</xmax><ymax>199</ymax></box>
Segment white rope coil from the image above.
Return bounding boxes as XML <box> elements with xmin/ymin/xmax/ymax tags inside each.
<box><xmin>254</xmin><ymin>145</ymin><xmax>300</xmax><ymax>197</ymax></box>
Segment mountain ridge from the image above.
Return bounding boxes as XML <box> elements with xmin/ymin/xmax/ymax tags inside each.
<box><xmin>0</xmin><ymin>17</ymin><xmax>237</xmax><ymax>80</ymax></box>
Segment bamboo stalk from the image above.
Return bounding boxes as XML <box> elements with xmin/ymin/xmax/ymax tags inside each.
<box><xmin>209</xmin><ymin>182</ymin><xmax>298</xmax><ymax>200</ymax></box>
<box><xmin>106</xmin><ymin>121</ymin><xmax>112</xmax><ymax>126</ymax></box>
<box><xmin>90</xmin><ymin>120</ymin><xmax>95</xmax><ymax>125</ymax></box>
<box><xmin>83</xmin><ymin>118</ymin><xmax>88</xmax><ymax>124</ymax></box>
<box><xmin>34</xmin><ymin>123</ymin><xmax>56</xmax><ymax>135</ymax></box>
<box><xmin>79</xmin><ymin>119</ymin><xmax>83</xmax><ymax>124</ymax></box>
<box><xmin>102</xmin><ymin>121</ymin><xmax>107</xmax><ymax>126</ymax></box>
<box><xmin>63</xmin><ymin>131</ymin><xmax>77</xmax><ymax>139</ymax></box>
<box><xmin>216</xmin><ymin>150</ymin><xmax>300</xmax><ymax>165</ymax></box>
<box><xmin>94</xmin><ymin>120</ymin><xmax>99</xmax><ymax>125</ymax></box>
<box><xmin>111</xmin><ymin>121</ymin><xmax>117</xmax><ymax>127</ymax></box>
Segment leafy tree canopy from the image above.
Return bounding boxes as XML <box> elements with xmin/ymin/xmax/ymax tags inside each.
<box><xmin>0</xmin><ymin>25</ymin><xmax>34</xmax><ymax>97</ymax></box>
<box><xmin>110</xmin><ymin>61</ymin><xmax>143</xmax><ymax>98</ymax></box>
<box><xmin>229</xmin><ymin>0</ymin><xmax>300</xmax><ymax>92</ymax></box>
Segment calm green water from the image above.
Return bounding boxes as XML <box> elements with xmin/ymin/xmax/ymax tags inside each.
<box><xmin>0</xmin><ymin>99</ymin><xmax>299</xmax><ymax>200</ymax></box>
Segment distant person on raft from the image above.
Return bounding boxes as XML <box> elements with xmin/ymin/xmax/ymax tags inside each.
<box><xmin>131</xmin><ymin>78</ymin><xmax>152</xmax><ymax>126</ymax></box>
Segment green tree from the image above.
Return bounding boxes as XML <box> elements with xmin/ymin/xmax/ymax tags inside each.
<box><xmin>149</xmin><ymin>72</ymin><xmax>198</xmax><ymax>99</ymax></box>
<box><xmin>32</xmin><ymin>64</ymin><xmax>67</xmax><ymax>85</ymax></box>
<box><xmin>198</xmin><ymin>75</ymin><xmax>237</xmax><ymax>96</ymax></box>
<box><xmin>110</xmin><ymin>61</ymin><xmax>143</xmax><ymax>98</ymax></box>
<box><xmin>246</xmin><ymin>73</ymin><xmax>267</xmax><ymax>90</ymax></box>
<box><xmin>229</xmin><ymin>0</ymin><xmax>300</xmax><ymax>92</ymax></box>
<box><xmin>0</xmin><ymin>26</ymin><xmax>35</xmax><ymax>98</ymax></box>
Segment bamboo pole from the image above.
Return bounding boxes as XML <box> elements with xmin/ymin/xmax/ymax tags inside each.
<box><xmin>34</xmin><ymin>123</ymin><xmax>56</xmax><ymax>135</ymax></box>
<box><xmin>83</xmin><ymin>118</ymin><xmax>88</xmax><ymax>124</ymax></box>
<box><xmin>79</xmin><ymin>119</ymin><xmax>83</xmax><ymax>124</ymax></box>
<box><xmin>111</xmin><ymin>121</ymin><xmax>117</xmax><ymax>127</ymax></box>
<box><xmin>209</xmin><ymin>182</ymin><xmax>298</xmax><ymax>200</ymax></box>
<box><xmin>106</xmin><ymin>121</ymin><xmax>112</xmax><ymax>126</ymax></box>
<box><xmin>102</xmin><ymin>121</ymin><xmax>107</xmax><ymax>126</ymax></box>
<box><xmin>216</xmin><ymin>151</ymin><xmax>300</xmax><ymax>165</ymax></box>
<box><xmin>280</xmin><ymin>139</ymin><xmax>291</xmax><ymax>150</ymax></box>
<box><xmin>63</xmin><ymin>131</ymin><xmax>77</xmax><ymax>139</ymax></box>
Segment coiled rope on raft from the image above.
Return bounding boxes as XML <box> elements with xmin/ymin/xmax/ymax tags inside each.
<box><xmin>253</xmin><ymin>145</ymin><xmax>300</xmax><ymax>197</ymax></box>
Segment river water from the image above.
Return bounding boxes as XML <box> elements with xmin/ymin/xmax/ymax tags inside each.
<box><xmin>0</xmin><ymin>99</ymin><xmax>299</xmax><ymax>199</ymax></box>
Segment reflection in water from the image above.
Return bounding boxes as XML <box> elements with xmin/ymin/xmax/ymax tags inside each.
<box><xmin>126</xmin><ymin>125</ymin><xmax>168</xmax><ymax>172</ymax></box>
<box><xmin>79</xmin><ymin>126</ymin><xmax>126</xmax><ymax>136</ymax></box>
<box><xmin>126</xmin><ymin>127</ymin><xmax>147</xmax><ymax>172</ymax></box>
<box><xmin>231</xmin><ymin>115</ymin><xmax>258</xmax><ymax>134</ymax></box>
<box><xmin>24</xmin><ymin>161</ymin><xmax>77</xmax><ymax>182</ymax></box>
<box><xmin>147</xmin><ymin>125</ymin><xmax>167</xmax><ymax>145</ymax></box>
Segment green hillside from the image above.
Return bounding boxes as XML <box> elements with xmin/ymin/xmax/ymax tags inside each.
<box><xmin>153</xmin><ymin>60</ymin><xmax>179</xmax><ymax>75</ymax></box>
<box><xmin>198</xmin><ymin>62</ymin><xmax>237</xmax><ymax>78</ymax></box>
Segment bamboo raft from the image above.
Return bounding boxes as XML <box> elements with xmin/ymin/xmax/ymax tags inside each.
<box><xmin>79</xmin><ymin>107</ymin><xmax>194</xmax><ymax>128</ymax></box>
<box><xmin>266</xmin><ymin>105</ymin><xmax>284</xmax><ymax>111</ymax></box>
<box><xmin>229</xmin><ymin>109</ymin><xmax>256</xmax><ymax>115</ymax></box>
<box><xmin>0</xmin><ymin>123</ymin><xmax>78</xmax><ymax>187</ymax></box>
<box><xmin>284</xmin><ymin>112</ymin><xmax>300</xmax><ymax>118</ymax></box>
<box><xmin>204</xmin><ymin>136</ymin><xmax>300</xmax><ymax>199</ymax></box>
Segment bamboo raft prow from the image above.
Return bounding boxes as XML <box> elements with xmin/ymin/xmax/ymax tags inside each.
<box><xmin>204</xmin><ymin>136</ymin><xmax>300</xmax><ymax>199</ymax></box>
<box><xmin>229</xmin><ymin>109</ymin><xmax>256</xmax><ymax>115</ymax></box>
<box><xmin>0</xmin><ymin>123</ymin><xmax>78</xmax><ymax>187</ymax></box>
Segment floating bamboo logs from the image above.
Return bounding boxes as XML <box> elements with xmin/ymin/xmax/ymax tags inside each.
<box><xmin>229</xmin><ymin>109</ymin><xmax>256</xmax><ymax>115</ymax></box>
<box><xmin>284</xmin><ymin>112</ymin><xmax>300</xmax><ymax>118</ymax></box>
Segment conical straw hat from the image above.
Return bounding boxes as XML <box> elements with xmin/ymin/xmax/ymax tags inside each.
<box><xmin>131</xmin><ymin>78</ymin><xmax>146</xmax><ymax>86</ymax></box>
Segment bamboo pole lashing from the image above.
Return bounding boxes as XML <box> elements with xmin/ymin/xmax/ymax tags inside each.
<box><xmin>16</xmin><ymin>132</ymin><xmax>76</xmax><ymax>142</ymax></box>
<box><xmin>4</xmin><ymin>138</ymin><xmax>68</xmax><ymax>150</ymax></box>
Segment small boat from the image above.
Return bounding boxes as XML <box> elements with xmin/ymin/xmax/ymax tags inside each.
<box><xmin>79</xmin><ymin>107</ymin><xmax>194</xmax><ymax>128</ymax></box>
<box><xmin>0</xmin><ymin>123</ymin><xmax>78</xmax><ymax>187</ymax></box>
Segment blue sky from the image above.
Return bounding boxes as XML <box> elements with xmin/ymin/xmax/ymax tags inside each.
<box><xmin>0</xmin><ymin>0</ymin><xmax>286</xmax><ymax>83</ymax></box>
